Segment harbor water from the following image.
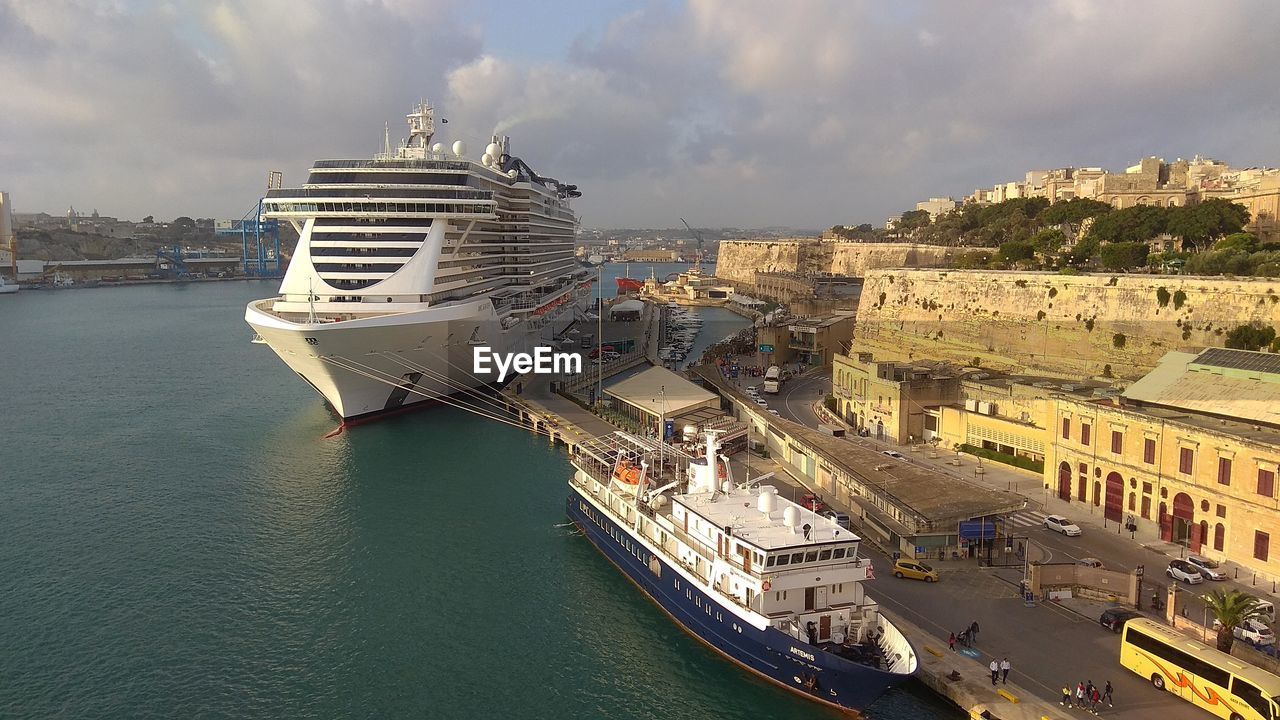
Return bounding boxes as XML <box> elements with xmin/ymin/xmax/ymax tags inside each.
<box><xmin>0</xmin><ymin>282</ymin><xmax>960</xmax><ymax>719</ymax></box>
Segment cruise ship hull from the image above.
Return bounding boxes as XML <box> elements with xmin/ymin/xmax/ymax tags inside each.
<box><xmin>246</xmin><ymin>297</ymin><xmax>581</xmax><ymax>421</ymax></box>
<box><xmin>566</xmin><ymin>489</ymin><xmax>911</xmax><ymax>714</ymax></box>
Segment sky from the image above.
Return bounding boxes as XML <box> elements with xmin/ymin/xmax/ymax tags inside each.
<box><xmin>1</xmin><ymin>0</ymin><xmax>1278</xmax><ymax>229</ymax></box>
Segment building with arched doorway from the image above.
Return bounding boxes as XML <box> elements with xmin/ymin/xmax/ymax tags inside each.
<box><xmin>1047</xmin><ymin>348</ymin><xmax>1280</xmax><ymax>580</ymax></box>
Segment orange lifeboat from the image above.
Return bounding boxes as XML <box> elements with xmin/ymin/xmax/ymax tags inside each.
<box><xmin>611</xmin><ymin>459</ymin><xmax>643</xmax><ymax>486</ymax></box>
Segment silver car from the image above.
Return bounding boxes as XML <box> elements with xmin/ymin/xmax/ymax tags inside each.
<box><xmin>1186</xmin><ymin>555</ymin><xmax>1226</xmax><ymax>581</ymax></box>
<box><xmin>1166</xmin><ymin>559</ymin><xmax>1204</xmax><ymax>584</ymax></box>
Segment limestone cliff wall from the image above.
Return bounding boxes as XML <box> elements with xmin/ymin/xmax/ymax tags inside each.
<box><xmin>854</xmin><ymin>270</ymin><xmax>1280</xmax><ymax>379</ymax></box>
<box><xmin>715</xmin><ymin>240</ymin><xmax>959</xmax><ymax>284</ymax></box>
<box><xmin>714</xmin><ymin>240</ymin><xmax>803</xmax><ymax>285</ymax></box>
<box><xmin>829</xmin><ymin>243</ymin><xmax>957</xmax><ymax>276</ymax></box>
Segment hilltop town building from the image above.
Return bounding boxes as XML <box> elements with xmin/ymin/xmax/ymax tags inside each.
<box><xmin>946</xmin><ymin>155</ymin><xmax>1280</xmax><ymax>238</ymax></box>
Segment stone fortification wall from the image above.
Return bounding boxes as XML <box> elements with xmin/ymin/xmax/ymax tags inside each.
<box><xmin>854</xmin><ymin>270</ymin><xmax>1280</xmax><ymax>379</ymax></box>
<box><xmin>713</xmin><ymin>240</ymin><xmax>804</xmax><ymax>285</ymax></box>
<box><xmin>716</xmin><ymin>240</ymin><xmax>958</xmax><ymax>285</ymax></box>
<box><xmin>830</xmin><ymin>243</ymin><xmax>958</xmax><ymax>276</ymax></box>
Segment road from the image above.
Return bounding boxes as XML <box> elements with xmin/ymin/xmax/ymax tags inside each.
<box><xmin>746</xmin><ymin>458</ymin><xmax>1204</xmax><ymax>720</ymax></box>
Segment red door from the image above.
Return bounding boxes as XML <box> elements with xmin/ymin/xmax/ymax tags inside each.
<box><xmin>1058</xmin><ymin>463</ymin><xmax>1072</xmax><ymax>500</ymax></box>
<box><xmin>1104</xmin><ymin>472</ymin><xmax>1124</xmax><ymax>523</ymax></box>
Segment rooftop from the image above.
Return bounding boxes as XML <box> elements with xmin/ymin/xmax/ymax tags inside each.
<box><xmin>1122</xmin><ymin>349</ymin><xmax>1280</xmax><ymax>429</ymax></box>
<box><xmin>675</xmin><ymin>486</ymin><xmax>859</xmax><ymax>551</ymax></box>
<box><xmin>605</xmin><ymin>366</ymin><xmax>718</xmax><ymax>418</ymax></box>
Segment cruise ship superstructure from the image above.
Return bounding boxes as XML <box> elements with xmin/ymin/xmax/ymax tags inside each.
<box><xmin>246</xmin><ymin>100</ymin><xmax>591</xmax><ymax>421</ymax></box>
<box><xmin>567</xmin><ymin>431</ymin><xmax>918</xmax><ymax>713</ymax></box>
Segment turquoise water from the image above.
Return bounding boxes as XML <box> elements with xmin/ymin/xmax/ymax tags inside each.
<box><xmin>0</xmin><ymin>282</ymin><xmax>958</xmax><ymax>719</ymax></box>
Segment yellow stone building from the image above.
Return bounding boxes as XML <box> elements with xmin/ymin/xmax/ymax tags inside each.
<box><xmin>1047</xmin><ymin>348</ymin><xmax>1280</xmax><ymax>578</ymax></box>
<box><xmin>832</xmin><ymin>345</ymin><xmax>1280</xmax><ymax>578</ymax></box>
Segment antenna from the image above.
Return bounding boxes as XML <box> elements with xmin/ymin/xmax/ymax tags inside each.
<box><xmin>307</xmin><ymin>277</ymin><xmax>317</xmax><ymax>324</ymax></box>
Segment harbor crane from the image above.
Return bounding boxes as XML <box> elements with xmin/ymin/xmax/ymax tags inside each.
<box><xmin>679</xmin><ymin>217</ymin><xmax>705</xmax><ymax>272</ymax></box>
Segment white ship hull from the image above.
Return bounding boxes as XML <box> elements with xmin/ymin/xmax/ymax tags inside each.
<box><xmin>246</xmin><ymin>296</ymin><xmax>582</xmax><ymax>421</ymax></box>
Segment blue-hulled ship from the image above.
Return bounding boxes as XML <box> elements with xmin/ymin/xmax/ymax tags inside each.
<box><xmin>566</xmin><ymin>431</ymin><xmax>917</xmax><ymax>714</ymax></box>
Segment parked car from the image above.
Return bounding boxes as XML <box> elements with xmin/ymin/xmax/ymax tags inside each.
<box><xmin>1166</xmin><ymin>559</ymin><xmax>1205</xmax><ymax>584</ymax></box>
<box><xmin>881</xmin><ymin>450</ymin><xmax>905</xmax><ymax>459</ymax></box>
<box><xmin>824</xmin><ymin>511</ymin><xmax>852</xmax><ymax>530</ymax></box>
<box><xmin>1186</xmin><ymin>555</ymin><xmax>1227</xmax><ymax>581</ymax></box>
<box><xmin>893</xmin><ymin>559</ymin><xmax>939</xmax><ymax>582</ymax></box>
<box><xmin>753</xmin><ymin>398</ymin><xmax>768</xmax><ymax>407</ymax></box>
<box><xmin>1044</xmin><ymin>515</ymin><xmax>1083</xmax><ymax>537</ymax></box>
<box><xmin>1099</xmin><ymin>607</ymin><xmax>1144</xmax><ymax>632</ymax></box>
<box><xmin>767</xmin><ymin>409</ymin><xmax>780</xmax><ymax>416</ymax></box>
<box><xmin>799</xmin><ymin>493</ymin><xmax>826</xmax><ymax>512</ymax></box>
<box><xmin>1077</xmin><ymin>557</ymin><xmax>1105</xmax><ymax>569</ymax></box>
<box><xmin>1213</xmin><ymin>617</ymin><xmax>1276</xmax><ymax>647</ymax></box>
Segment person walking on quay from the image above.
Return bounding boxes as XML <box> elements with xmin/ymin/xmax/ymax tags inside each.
<box><xmin>948</xmin><ymin>632</ymin><xmax>956</xmax><ymax>651</ymax></box>
<box><xmin>1089</xmin><ymin>684</ymin><xmax>1102</xmax><ymax>714</ymax></box>
<box><xmin>1102</xmin><ymin>680</ymin><xmax>1114</xmax><ymax>708</ymax></box>
<box><xmin>989</xmin><ymin>659</ymin><xmax>999</xmax><ymax>686</ymax></box>
<box><xmin>1075</xmin><ymin>681</ymin><xmax>1086</xmax><ymax>708</ymax></box>
<box><xmin>970</xmin><ymin>620</ymin><xmax>980</xmax><ymax>642</ymax></box>
<box><xmin>1061</xmin><ymin>685</ymin><xmax>1072</xmax><ymax>706</ymax></box>
<box><xmin>1000</xmin><ymin>657</ymin><xmax>1011</xmax><ymax>684</ymax></box>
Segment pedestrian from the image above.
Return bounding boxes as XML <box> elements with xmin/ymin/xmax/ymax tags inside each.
<box><xmin>989</xmin><ymin>659</ymin><xmax>999</xmax><ymax>687</ymax></box>
<box><xmin>971</xmin><ymin>620</ymin><xmax>980</xmax><ymax>640</ymax></box>
<box><xmin>948</xmin><ymin>632</ymin><xmax>956</xmax><ymax>651</ymax></box>
<box><xmin>1103</xmin><ymin>680</ymin><xmax>1113</xmax><ymax>708</ymax></box>
<box><xmin>1000</xmin><ymin>657</ymin><xmax>1011</xmax><ymax>684</ymax></box>
<box><xmin>1090</xmin><ymin>685</ymin><xmax>1101</xmax><ymax>714</ymax></box>
<box><xmin>1061</xmin><ymin>685</ymin><xmax>1072</xmax><ymax>706</ymax></box>
<box><xmin>1075</xmin><ymin>681</ymin><xmax>1086</xmax><ymax>708</ymax></box>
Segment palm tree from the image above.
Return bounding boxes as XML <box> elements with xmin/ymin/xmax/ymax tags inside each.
<box><xmin>1202</xmin><ymin>589</ymin><xmax>1269</xmax><ymax>652</ymax></box>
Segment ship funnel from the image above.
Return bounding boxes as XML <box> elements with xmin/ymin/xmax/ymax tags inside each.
<box><xmin>782</xmin><ymin>506</ymin><xmax>799</xmax><ymax>531</ymax></box>
<box><xmin>757</xmin><ymin>489</ymin><xmax>776</xmax><ymax>514</ymax></box>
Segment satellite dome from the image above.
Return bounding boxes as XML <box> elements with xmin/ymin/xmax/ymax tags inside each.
<box><xmin>486</xmin><ymin>142</ymin><xmax>501</xmax><ymax>159</ymax></box>
<box><xmin>481</xmin><ymin>152</ymin><xmax>493</xmax><ymax>166</ymax></box>
<box><xmin>431</xmin><ymin>142</ymin><xmax>444</xmax><ymax>153</ymax></box>
<box><xmin>452</xmin><ymin>140</ymin><xmax>466</xmax><ymax>157</ymax></box>
<box><xmin>783</xmin><ymin>506</ymin><xmax>799</xmax><ymax>529</ymax></box>
<box><xmin>757</xmin><ymin>491</ymin><xmax>776</xmax><ymax>514</ymax></box>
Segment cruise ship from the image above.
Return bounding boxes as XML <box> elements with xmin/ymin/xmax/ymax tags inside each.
<box><xmin>246</xmin><ymin>100</ymin><xmax>592</xmax><ymax>421</ymax></box>
<box><xmin>567</xmin><ymin>431</ymin><xmax>917</xmax><ymax>713</ymax></box>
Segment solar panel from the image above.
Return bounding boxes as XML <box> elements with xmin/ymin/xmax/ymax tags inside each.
<box><xmin>1193</xmin><ymin>347</ymin><xmax>1280</xmax><ymax>376</ymax></box>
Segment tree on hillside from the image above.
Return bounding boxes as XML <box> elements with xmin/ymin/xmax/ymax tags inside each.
<box><xmin>1087</xmin><ymin>204</ymin><xmax>1167</xmax><ymax>244</ymax></box>
<box><xmin>1203</xmin><ymin>589</ymin><xmax>1270</xmax><ymax>652</ymax></box>
<box><xmin>1030</xmin><ymin>228</ymin><xmax>1067</xmax><ymax>254</ymax></box>
<box><xmin>1099</xmin><ymin>241</ymin><xmax>1149</xmax><ymax>271</ymax></box>
<box><xmin>1185</xmin><ymin>248</ymin><xmax>1254</xmax><ymax>276</ymax></box>
<box><xmin>1215</xmin><ymin>232</ymin><xmax>1258</xmax><ymax>253</ymax></box>
<box><xmin>173</xmin><ymin>216</ymin><xmax>196</xmax><ymax>230</ymax></box>
<box><xmin>999</xmin><ymin>239</ymin><xmax>1035</xmax><ymax>262</ymax></box>
<box><xmin>1224</xmin><ymin>322</ymin><xmax>1277</xmax><ymax>352</ymax></box>
<box><xmin>1062</xmin><ymin>235</ymin><xmax>1100</xmax><ymax>266</ymax></box>
<box><xmin>1167</xmin><ymin>199</ymin><xmax>1251</xmax><ymax>251</ymax></box>
<box><xmin>897</xmin><ymin>209</ymin><xmax>932</xmax><ymax>233</ymax></box>
<box><xmin>1040</xmin><ymin>197</ymin><xmax>1112</xmax><ymax>228</ymax></box>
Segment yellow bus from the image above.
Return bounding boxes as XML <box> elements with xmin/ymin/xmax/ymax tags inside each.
<box><xmin>1121</xmin><ymin>618</ymin><xmax>1280</xmax><ymax>720</ymax></box>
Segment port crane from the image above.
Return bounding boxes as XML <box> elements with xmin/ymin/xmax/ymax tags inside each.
<box><xmin>679</xmin><ymin>218</ymin><xmax>706</xmax><ymax>272</ymax></box>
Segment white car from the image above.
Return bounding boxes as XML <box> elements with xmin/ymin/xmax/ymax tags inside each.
<box><xmin>1044</xmin><ymin>514</ymin><xmax>1082</xmax><ymax>537</ymax></box>
<box><xmin>881</xmin><ymin>450</ymin><xmax>905</xmax><ymax>459</ymax></box>
<box><xmin>1166</xmin><ymin>559</ymin><xmax>1204</xmax><ymax>584</ymax></box>
<box><xmin>767</xmin><ymin>409</ymin><xmax>780</xmax><ymax>416</ymax></box>
<box><xmin>1214</xmin><ymin>617</ymin><xmax>1276</xmax><ymax>647</ymax></box>
<box><xmin>754</xmin><ymin>398</ymin><xmax>768</xmax><ymax>407</ymax></box>
<box><xmin>1186</xmin><ymin>555</ymin><xmax>1227</xmax><ymax>581</ymax></box>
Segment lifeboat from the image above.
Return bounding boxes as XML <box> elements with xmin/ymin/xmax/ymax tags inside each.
<box><xmin>611</xmin><ymin>458</ymin><xmax>645</xmax><ymax>494</ymax></box>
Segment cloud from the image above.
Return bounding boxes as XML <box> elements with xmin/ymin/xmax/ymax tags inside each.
<box><xmin>1</xmin><ymin>0</ymin><xmax>1278</xmax><ymax>228</ymax></box>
